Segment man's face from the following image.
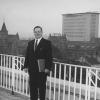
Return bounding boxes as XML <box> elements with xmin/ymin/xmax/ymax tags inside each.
<box><xmin>34</xmin><ymin>28</ymin><xmax>43</xmax><ymax>39</ymax></box>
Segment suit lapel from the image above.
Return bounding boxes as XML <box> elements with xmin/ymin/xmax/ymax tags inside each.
<box><xmin>32</xmin><ymin>39</ymin><xmax>35</xmax><ymax>52</ymax></box>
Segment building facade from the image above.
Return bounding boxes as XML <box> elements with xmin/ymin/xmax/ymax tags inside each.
<box><xmin>62</xmin><ymin>12</ymin><xmax>99</xmax><ymax>41</ymax></box>
<box><xmin>0</xmin><ymin>22</ymin><xmax>19</xmax><ymax>55</ymax></box>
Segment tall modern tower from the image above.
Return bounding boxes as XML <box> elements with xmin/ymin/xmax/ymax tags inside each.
<box><xmin>62</xmin><ymin>12</ymin><xmax>99</xmax><ymax>41</ymax></box>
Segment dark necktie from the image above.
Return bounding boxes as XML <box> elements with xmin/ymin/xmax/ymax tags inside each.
<box><xmin>34</xmin><ymin>39</ymin><xmax>38</xmax><ymax>50</ymax></box>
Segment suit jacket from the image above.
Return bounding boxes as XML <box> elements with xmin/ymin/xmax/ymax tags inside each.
<box><xmin>23</xmin><ymin>38</ymin><xmax>53</xmax><ymax>74</ymax></box>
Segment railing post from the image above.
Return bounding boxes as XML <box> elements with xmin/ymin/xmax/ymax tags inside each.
<box><xmin>12</xmin><ymin>56</ymin><xmax>15</xmax><ymax>95</ymax></box>
<box><xmin>0</xmin><ymin>54</ymin><xmax>3</xmax><ymax>87</ymax></box>
<box><xmin>88</xmin><ymin>69</ymin><xmax>91</xmax><ymax>100</ymax></box>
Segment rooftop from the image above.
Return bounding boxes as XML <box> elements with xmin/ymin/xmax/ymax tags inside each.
<box><xmin>62</xmin><ymin>11</ymin><xmax>100</xmax><ymax>16</ymax></box>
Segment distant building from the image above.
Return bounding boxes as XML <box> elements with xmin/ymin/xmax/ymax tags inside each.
<box><xmin>49</xmin><ymin>34</ymin><xmax>100</xmax><ymax>65</ymax></box>
<box><xmin>0</xmin><ymin>22</ymin><xmax>19</xmax><ymax>55</ymax></box>
<box><xmin>62</xmin><ymin>12</ymin><xmax>99</xmax><ymax>41</ymax></box>
<box><xmin>48</xmin><ymin>35</ymin><xmax>68</xmax><ymax>60</ymax></box>
<box><xmin>66</xmin><ymin>41</ymin><xmax>98</xmax><ymax>60</ymax></box>
<box><xmin>49</xmin><ymin>33</ymin><xmax>62</xmax><ymax>36</ymax></box>
<box><xmin>17</xmin><ymin>40</ymin><xmax>29</xmax><ymax>56</ymax></box>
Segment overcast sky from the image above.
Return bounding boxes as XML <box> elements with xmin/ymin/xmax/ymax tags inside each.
<box><xmin>0</xmin><ymin>0</ymin><xmax>100</xmax><ymax>39</ymax></box>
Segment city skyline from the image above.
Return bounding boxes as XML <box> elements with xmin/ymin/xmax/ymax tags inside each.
<box><xmin>0</xmin><ymin>0</ymin><xmax>100</xmax><ymax>39</ymax></box>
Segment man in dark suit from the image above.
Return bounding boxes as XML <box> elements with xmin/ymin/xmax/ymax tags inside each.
<box><xmin>22</xmin><ymin>26</ymin><xmax>52</xmax><ymax>100</ymax></box>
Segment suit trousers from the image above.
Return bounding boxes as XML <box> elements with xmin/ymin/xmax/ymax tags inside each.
<box><xmin>29</xmin><ymin>72</ymin><xmax>47</xmax><ymax>100</ymax></box>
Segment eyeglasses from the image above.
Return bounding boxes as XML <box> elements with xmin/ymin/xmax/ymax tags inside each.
<box><xmin>34</xmin><ymin>31</ymin><xmax>42</xmax><ymax>33</ymax></box>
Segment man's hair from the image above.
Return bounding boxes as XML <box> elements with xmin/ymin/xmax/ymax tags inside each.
<box><xmin>33</xmin><ymin>26</ymin><xmax>43</xmax><ymax>32</ymax></box>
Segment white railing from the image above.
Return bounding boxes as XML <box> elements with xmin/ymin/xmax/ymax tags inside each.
<box><xmin>0</xmin><ymin>54</ymin><xmax>100</xmax><ymax>100</ymax></box>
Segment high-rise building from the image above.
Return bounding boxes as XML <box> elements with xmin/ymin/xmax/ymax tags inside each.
<box><xmin>62</xmin><ymin>12</ymin><xmax>99</xmax><ymax>41</ymax></box>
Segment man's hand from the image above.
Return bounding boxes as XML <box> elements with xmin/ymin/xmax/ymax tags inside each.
<box><xmin>23</xmin><ymin>68</ymin><xmax>28</xmax><ymax>73</ymax></box>
<box><xmin>45</xmin><ymin>69</ymin><xmax>50</xmax><ymax>74</ymax></box>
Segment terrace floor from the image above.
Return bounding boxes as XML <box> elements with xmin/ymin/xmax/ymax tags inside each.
<box><xmin>0</xmin><ymin>87</ymin><xmax>29</xmax><ymax>100</ymax></box>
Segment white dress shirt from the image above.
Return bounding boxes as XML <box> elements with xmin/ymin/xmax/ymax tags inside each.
<box><xmin>34</xmin><ymin>37</ymin><xmax>42</xmax><ymax>46</ymax></box>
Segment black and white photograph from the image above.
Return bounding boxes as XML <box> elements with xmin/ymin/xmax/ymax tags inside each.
<box><xmin>0</xmin><ymin>0</ymin><xmax>100</xmax><ymax>100</ymax></box>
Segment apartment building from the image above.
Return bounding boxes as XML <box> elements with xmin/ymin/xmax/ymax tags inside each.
<box><xmin>62</xmin><ymin>12</ymin><xmax>99</xmax><ymax>41</ymax></box>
